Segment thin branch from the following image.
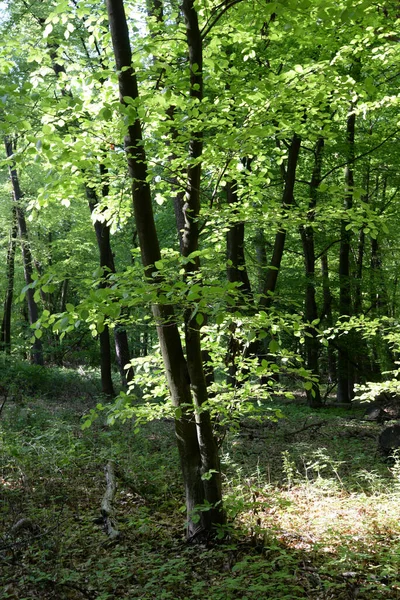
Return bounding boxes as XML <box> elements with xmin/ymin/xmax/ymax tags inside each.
<box><xmin>201</xmin><ymin>0</ymin><xmax>243</xmax><ymax>39</ymax></box>
<box><xmin>320</xmin><ymin>129</ymin><xmax>399</xmax><ymax>183</ymax></box>
<box><xmin>315</xmin><ymin>238</ymin><xmax>342</xmax><ymax>261</ymax></box>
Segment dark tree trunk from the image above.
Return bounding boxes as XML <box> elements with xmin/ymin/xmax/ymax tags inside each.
<box><xmin>244</xmin><ymin>134</ymin><xmax>301</xmax><ymax>379</ymax></box>
<box><xmin>260</xmin><ymin>133</ymin><xmax>301</xmax><ymax>306</ymax></box>
<box><xmin>59</xmin><ymin>278</ymin><xmax>69</xmax><ymax>313</ymax></box>
<box><xmin>337</xmin><ymin>112</ymin><xmax>356</xmax><ymax>403</ymax></box>
<box><xmin>320</xmin><ymin>252</ymin><xmax>336</xmax><ymax>384</ymax></box>
<box><xmin>225</xmin><ymin>178</ymin><xmax>252</xmax><ymax>385</ymax></box>
<box><xmin>106</xmin><ymin>0</ymin><xmax>224</xmax><ymax>537</ymax></box>
<box><xmin>254</xmin><ymin>229</ymin><xmax>268</xmax><ymax>293</ymax></box>
<box><xmin>41</xmin><ymin>20</ymin><xmax>132</xmax><ymax>394</ymax></box>
<box><xmin>260</xmin><ymin>134</ymin><xmax>301</xmax><ymax>306</ymax></box>
<box><xmin>300</xmin><ymin>137</ymin><xmax>324</xmax><ymax>407</ymax></box>
<box><xmin>226</xmin><ymin>180</ymin><xmax>252</xmax><ymax>295</ymax></box>
<box><xmin>370</xmin><ymin>177</ymin><xmax>389</xmax><ymax>316</ymax></box>
<box><xmin>5</xmin><ymin>138</ymin><xmax>44</xmax><ymax>366</ymax></box>
<box><xmin>1</xmin><ymin>205</ymin><xmax>18</xmax><ymax>353</ymax></box>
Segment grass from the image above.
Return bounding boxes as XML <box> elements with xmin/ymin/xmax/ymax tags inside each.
<box><xmin>1</xmin><ymin>366</ymin><xmax>400</xmax><ymax>599</ymax></box>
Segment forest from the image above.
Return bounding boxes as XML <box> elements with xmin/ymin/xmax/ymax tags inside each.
<box><xmin>1</xmin><ymin>0</ymin><xmax>400</xmax><ymax>598</ymax></box>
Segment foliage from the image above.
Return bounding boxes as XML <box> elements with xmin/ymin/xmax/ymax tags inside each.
<box><xmin>2</xmin><ymin>382</ymin><xmax>400</xmax><ymax>598</ymax></box>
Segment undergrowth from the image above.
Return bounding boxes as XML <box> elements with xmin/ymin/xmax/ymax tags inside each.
<box><xmin>1</xmin><ymin>364</ymin><xmax>400</xmax><ymax>598</ymax></box>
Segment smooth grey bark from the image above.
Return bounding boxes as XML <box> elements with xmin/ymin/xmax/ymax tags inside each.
<box><xmin>5</xmin><ymin>138</ymin><xmax>44</xmax><ymax>365</ymax></box>
<box><xmin>106</xmin><ymin>0</ymin><xmax>224</xmax><ymax>537</ymax></box>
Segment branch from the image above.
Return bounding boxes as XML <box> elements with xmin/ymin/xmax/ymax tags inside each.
<box><xmin>315</xmin><ymin>238</ymin><xmax>342</xmax><ymax>261</ymax></box>
<box><xmin>201</xmin><ymin>0</ymin><xmax>243</xmax><ymax>39</ymax></box>
<box><xmin>320</xmin><ymin>129</ymin><xmax>399</xmax><ymax>183</ymax></box>
<box><xmin>284</xmin><ymin>420</ymin><xmax>327</xmax><ymax>439</ymax></box>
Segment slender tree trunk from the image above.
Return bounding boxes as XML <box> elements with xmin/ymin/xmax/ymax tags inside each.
<box><xmin>260</xmin><ymin>134</ymin><xmax>301</xmax><ymax>306</ymax></box>
<box><xmin>370</xmin><ymin>177</ymin><xmax>389</xmax><ymax>316</ymax></box>
<box><xmin>40</xmin><ymin>20</ymin><xmax>132</xmax><ymax>393</ymax></box>
<box><xmin>225</xmin><ymin>178</ymin><xmax>252</xmax><ymax>385</ymax></box>
<box><xmin>244</xmin><ymin>134</ymin><xmax>301</xmax><ymax>378</ymax></box>
<box><xmin>254</xmin><ymin>228</ymin><xmax>268</xmax><ymax>293</ymax></box>
<box><xmin>320</xmin><ymin>252</ymin><xmax>336</xmax><ymax>384</ymax></box>
<box><xmin>337</xmin><ymin>111</ymin><xmax>356</xmax><ymax>403</ymax></box>
<box><xmin>5</xmin><ymin>138</ymin><xmax>44</xmax><ymax>365</ymax></box>
<box><xmin>106</xmin><ymin>0</ymin><xmax>224</xmax><ymax>537</ymax></box>
<box><xmin>1</xmin><ymin>205</ymin><xmax>18</xmax><ymax>353</ymax></box>
<box><xmin>86</xmin><ymin>181</ymin><xmax>134</xmax><ymax>393</ymax></box>
<box><xmin>300</xmin><ymin>137</ymin><xmax>324</xmax><ymax>407</ymax></box>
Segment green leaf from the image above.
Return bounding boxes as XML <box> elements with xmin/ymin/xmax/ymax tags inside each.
<box><xmin>269</xmin><ymin>339</ymin><xmax>280</xmax><ymax>353</ymax></box>
<box><xmin>196</xmin><ymin>313</ymin><xmax>204</xmax><ymax>326</ymax></box>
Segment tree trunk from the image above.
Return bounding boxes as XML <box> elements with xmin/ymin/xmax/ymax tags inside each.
<box><xmin>86</xmin><ymin>182</ymin><xmax>134</xmax><ymax>393</ymax></box>
<box><xmin>5</xmin><ymin>138</ymin><xmax>44</xmax><ymax>365</ymax></box>
<box><xmin>260</xmin><ymin>133</ymin><xmax>301</xmax><ymax>306</ymax></box>
<box><xmin>41</xmin><ymin>20</ymin><xmax>132</xmax><ymax>394</ymax></box>
<box><xmin>320</xmin><ymin>252</ymin><xmax>336</xmax><ymax>384</ymax></box>
<box><xmin>1</xmin><ymin>205</ymin><xmax>18</xmax><ymax>353</ymax></box>
<box><xmin>337</xmin><ymin>111</ymin><xmax>355</xmax><ymax>403</ymax></box>
<box><xmin>106</xmin><ymin>0</ymin><xmax>224</xmax><ymax>537</ymax></box>
<box><xmin>226</xmin><ymin>179</ymin><xmax>252</xmax><ymax>295</ymax></box>
<box><xmin>225</xmin><ymin>178</ymin><xmax>252</xmax><ymax>385</ymax></box>
<box><xmin>300</xmin><ymin>137</ymin><xmax>324</xmax><ymax>407</ymax></box>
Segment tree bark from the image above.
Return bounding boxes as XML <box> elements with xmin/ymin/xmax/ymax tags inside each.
<box><xmin>260</xmin><ymin>133</ymin><xmax>301</xmax><ymax>306</ymax></box>
<box><xmin>1</xmin><ymin>205</ymin><xmax>18</xmax><ymax>353</ymax></box>
<box><xmin>226</xmin><ymin>179</ymin><xmax>252</xmax><ymax>295</ymax></box>
<box><xmin>320</xmin><ymin>252</ymin><xmax>336</xmax><ymax>384</ymax></box>
<box><xmin>300</xmin><ymin>137</ymin><xmax>324</xmax><ymax>407</ymax></box>
<box><xmin>106</xmin><ymin>0</ymin><xmax>224</xmax><ymax>537</ymax></box>
<box><xmin>5</xmin><ymin>138</ymin><xmax>44</xmax><ymax>365</ymax></box>
<box><xmin>337</xmin><ymin>111</ymin><xmax>356</xmax><ymax>403</ymax></box>
<box><xmin>41</xmin><ymin>19</ymin><xmax>132</xmax><ymax>393</ymax></box>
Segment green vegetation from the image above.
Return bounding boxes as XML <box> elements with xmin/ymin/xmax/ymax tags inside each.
<box><xmin>1</xmin><ymin>0</ymin><xmax>400</xmax><ymax>595</ymax></box>
<box><xmin>1</xmin><ymin>369</ymin><xmax>400</xmax><ymax>599</ymax></box>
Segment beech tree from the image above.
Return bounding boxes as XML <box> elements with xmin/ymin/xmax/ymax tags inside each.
<box><xmin>1</xmin><ymin>0</ymin><xmax>400</xmax><ymax>535</ymax></box>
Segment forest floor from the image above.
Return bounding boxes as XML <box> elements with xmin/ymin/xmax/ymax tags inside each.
<box><xmin>1</xmin><ymin>364</ymin><xmax>400</xmax><ymax>599</ymax></box>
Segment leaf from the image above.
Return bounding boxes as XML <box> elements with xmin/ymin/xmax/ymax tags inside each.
<box><xmin>196</xmin><ymin>313</ymin><xmax>204</xmax><ymax>326</ymax></box>
<box><xmin>43</xmin><ymin>23</ymin><xmax>53</xmax><ymax>38</ymax></box>
<box><xmin>269</xmin><ymin>339</ymin><xmax>280</xmax><ymax>353</ymax></box>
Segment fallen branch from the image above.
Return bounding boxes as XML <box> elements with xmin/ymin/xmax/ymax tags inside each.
<box><xmin>114</xmin><ymin>465</ymin><xmax>143</xmax><ymax>499</ymax></box>
<box><xmin>101</xmin><ymin>461</ymin><xmax>120</xmax><ymax>540</ymax></box>
<box><xmin>284</xmin><ymin>420</ymin><xmax>327</xmax><ymax>440</ymax></box>
<box><xmin>9</xmin><ymin>517</ymin><xmax>37</xmax><ymax>536</ymax></box>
